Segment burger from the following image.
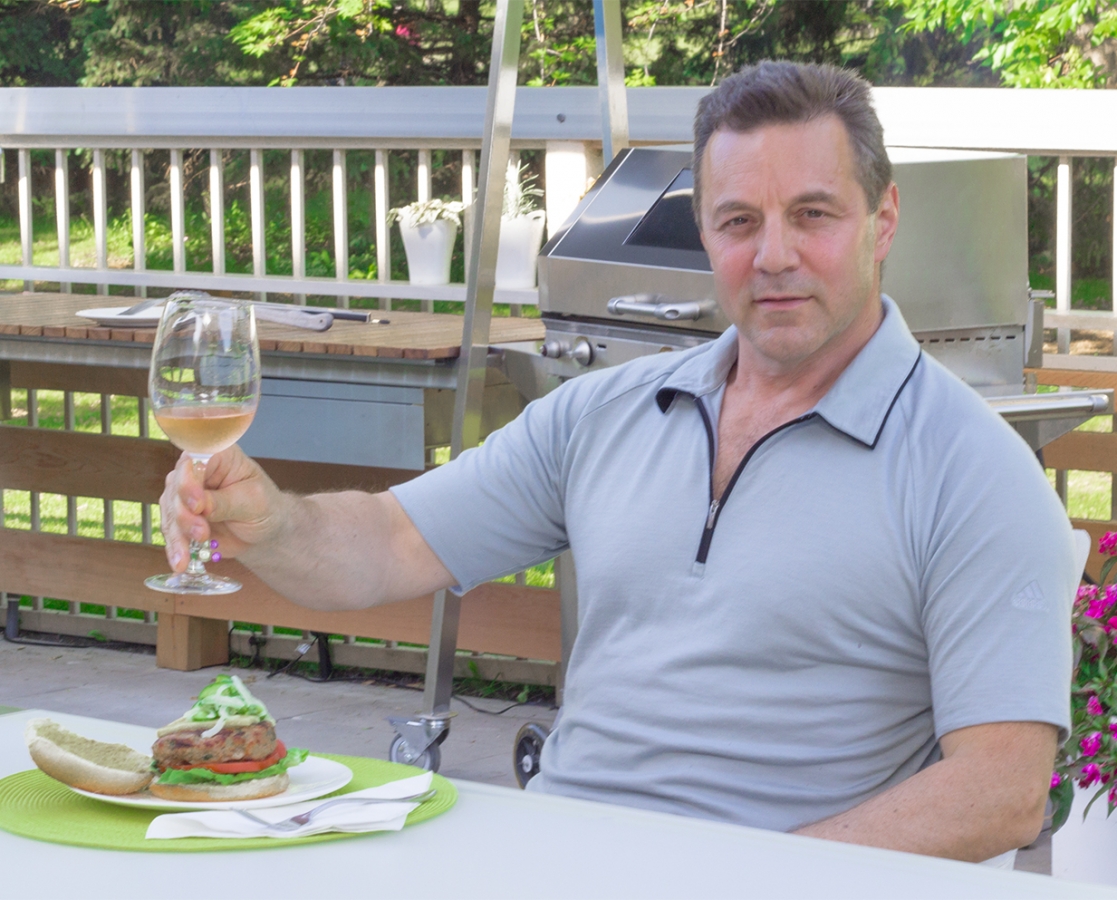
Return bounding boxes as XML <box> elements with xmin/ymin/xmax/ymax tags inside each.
<box><xmin>25</xmin><ymin>675</ymin><xmax>306</xmax><ymax>801</ymax></box>
<box><xmin>149</xmin><ymin>674</ymin><xmax>306</xmax><ymax>802</ymax></box>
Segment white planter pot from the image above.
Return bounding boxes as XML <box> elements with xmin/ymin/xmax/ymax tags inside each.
<box><xmin>399</xmin><ymin>219</ymin><xmax>458</xmax><ymax>286</ymax></box>
<box><xmin>1052</xmin><ymin>785</ymin><xmax>1117</xmax><ymax>885</ymax></box>
<box><xmin>496</xmin><ymin>211</ymin><xmax>547</xmax><ymax>290</ymax></box>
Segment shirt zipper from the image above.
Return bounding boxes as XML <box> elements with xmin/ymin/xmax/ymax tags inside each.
<box><xmin>694</xmin><ymin>398</ymin><xmax>816</xmax><ymax>565</ymax></box>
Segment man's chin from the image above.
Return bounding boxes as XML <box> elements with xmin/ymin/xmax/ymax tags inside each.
<box><xmin>740</xmin><ymin>327</ymin><xmax>827</xmax><ymax>369</ymax></box>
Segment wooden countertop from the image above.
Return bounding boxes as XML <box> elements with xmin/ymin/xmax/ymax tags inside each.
<box><xmin>0</xmin><ymin>293</ymin><xmax>544</xmax><ymax>360</ymax></box>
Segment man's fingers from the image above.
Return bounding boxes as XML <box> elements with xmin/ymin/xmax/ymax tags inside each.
<box><xmin>157</xmin><ymin>444</ymin><xmax>281</xmax><ymax>566</ymax></box>
<box><xmin>160</xmin><ymin>470</ymin><xmax>194</xmax><ymax>572</ymax></box>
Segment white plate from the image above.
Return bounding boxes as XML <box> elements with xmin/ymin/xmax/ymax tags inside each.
<box><xmin>76</xmin><ymin>306</ymin><xmax>165</xmax><ymax>327</ymax></box>
<box><xmin>69</xmin><ymin>755</ymin><xmax>353</xmax><ymax>812</ymax></box>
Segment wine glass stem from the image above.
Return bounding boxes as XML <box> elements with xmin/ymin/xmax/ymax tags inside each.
<box><xmin>186</xmin><ymin>454</ymin><xmax>211</xmax><ymax>576</ymax></box>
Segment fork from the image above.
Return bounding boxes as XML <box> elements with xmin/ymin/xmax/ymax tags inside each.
<box><xmin>234</xmin><ymin>789</ymin><xmax>437</xmax><ymax>832</ymax></box>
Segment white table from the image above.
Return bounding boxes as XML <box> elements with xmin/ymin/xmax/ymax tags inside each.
<box><xmin>1</xmin><ymin>709</ymin><xmax>1112</xmax><ymax>900</ymax></box>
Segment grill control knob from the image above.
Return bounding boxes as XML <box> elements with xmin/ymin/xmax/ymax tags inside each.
<box><xmin>571</xmin><ymin>338</ymin><xmax>594</xmax><ymax>367</ymax></box>
<box><xmin>540</xmin><ymin>339</ymin><xmax>567</xmax><ymax>359</ymax></box>
<box><xmin>540</xmin><ymin>338</ymin><xmax>595</xmax><ymax>367</ymax></box>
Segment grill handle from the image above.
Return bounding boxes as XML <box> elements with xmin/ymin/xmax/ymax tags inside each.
<box><xmin>607</xmin><ymin>295</ymin><xmax>714</xmax><ymax>322</ymax></box>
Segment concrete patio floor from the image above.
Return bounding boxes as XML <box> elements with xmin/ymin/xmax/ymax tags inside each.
<box><xmin>0</xmin><ymin>637</ymin><xmax>1050</xmax><ymax>875</ymax></box>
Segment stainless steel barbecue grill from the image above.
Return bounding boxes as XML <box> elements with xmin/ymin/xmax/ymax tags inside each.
<box><xmin>499</xmin><ymin>146</ymin><xmax>1111</xmax><ymax>449</ymax></box>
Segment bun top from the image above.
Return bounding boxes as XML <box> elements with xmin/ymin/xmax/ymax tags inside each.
<box><xmin>26</xmin><ymin>719</ymin><xmax>153</xmax><ymax>773</ymax></box>
<box><xmin>157</xmin><ymin>674</ymin><xmax>273</xmax><ymax>738</ymax></box>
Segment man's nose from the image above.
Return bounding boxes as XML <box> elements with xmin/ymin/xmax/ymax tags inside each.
<box><xmin>753</xmin><ymin>219</ymin><xmax>799</xmax><ymax>274</ymax></box>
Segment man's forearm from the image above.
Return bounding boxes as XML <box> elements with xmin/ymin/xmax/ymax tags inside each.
<box><xmin>237</xmin><ymin>490</ymin><xmax>453</xmax><ymax>611</ymax></box>
<box><xmin>794</xmin><ymin>722</ymin><xmax>1054</xmax><ymax>861</ymax></box>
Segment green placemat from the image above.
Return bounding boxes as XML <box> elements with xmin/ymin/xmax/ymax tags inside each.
<box><xmin>0</xmin><ymin>753</ymin><xmax>456</xmax><ymax>852</ymax></box>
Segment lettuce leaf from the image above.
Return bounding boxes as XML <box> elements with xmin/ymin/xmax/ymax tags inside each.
<box><xmin>156</xmin><ymin>747</ymin><xmax>309</xmax><ymax>786</ymax></box>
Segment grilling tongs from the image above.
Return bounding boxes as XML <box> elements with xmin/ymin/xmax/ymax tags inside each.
<box><xmin>122</xmin><ymin>293</ymin><xmax>385</xmax><ymax>332</ymax></box>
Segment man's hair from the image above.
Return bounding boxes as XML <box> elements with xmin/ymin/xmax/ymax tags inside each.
<box><xmin>692</xmin><ymin>60</ymin><xmax>891</xmax><ymax>217</ymax></box>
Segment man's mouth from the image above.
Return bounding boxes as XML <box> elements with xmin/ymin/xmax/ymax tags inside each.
<box><xmin>755</xmin><ymin>295</ymin><xmax>810</xmax><ymax>308</ymax></box>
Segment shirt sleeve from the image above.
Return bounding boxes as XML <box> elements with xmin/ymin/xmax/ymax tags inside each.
<box><xmin>390</xmin><ymin>381</ymin><xmax>578</xmax><ymax>594</ymax></box>
<box><xmin>913</xmin><ymin>392</ymin><xmax>1077</xmax><ymax>743</ymax></box>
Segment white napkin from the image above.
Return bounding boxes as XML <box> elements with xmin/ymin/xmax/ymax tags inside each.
<box><xmin>145</xmin><ymin>771</ymin><xmax>434</xmax><ymax>840</ymax></box>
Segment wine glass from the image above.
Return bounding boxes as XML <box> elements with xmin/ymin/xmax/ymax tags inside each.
<box><xmin>145</xmin><ymin>292</ymin><xmax>261</xmax><ymax>595</ymax></box>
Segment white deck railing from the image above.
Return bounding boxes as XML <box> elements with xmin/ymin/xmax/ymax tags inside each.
<box><xmin>0</xmin><ymin>85</ymin><xmax>1114</xmax><ymax>340</ymax></box>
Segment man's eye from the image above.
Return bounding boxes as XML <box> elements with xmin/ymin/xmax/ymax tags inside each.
<box><xmin>801</xmin><ymin>208</ymin><xmax>826</xmax><ymax>219</ymax></box>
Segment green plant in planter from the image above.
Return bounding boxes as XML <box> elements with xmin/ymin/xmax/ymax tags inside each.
<box><xmin>1052</xmin><ymin>530</ymin><xmax>1117</xmax><ymax>832</ymax></box>
<box><xmin>503</xmin><ymin>160</ymin><xmax>543</xmax><ymax>218</ymax></box>
<box><xmin>387</xmin><ymin>198</ymin><xmax>465</xmax><ymax>229</ymax></box>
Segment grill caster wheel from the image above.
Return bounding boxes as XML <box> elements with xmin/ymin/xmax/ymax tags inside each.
<box><xmin>514</xmin><ymin>722</ymin><xmax>550</xmax><ymax>788</ymax></box>
<box><xmin>389</xmin><ymin>733</ymin><xmax>442</xmax><ymax>772</ymax></box>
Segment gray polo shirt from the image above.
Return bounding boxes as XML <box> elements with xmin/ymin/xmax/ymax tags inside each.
<box><xmin>392</xmin><ymin>296</ymin><xmax>1076</xmax><ymax>832</ymax></box>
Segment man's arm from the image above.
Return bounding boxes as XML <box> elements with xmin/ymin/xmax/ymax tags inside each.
<box><xmin>159</xmin><ymin>447</ymin><xmax>455</xmax><ymax>610</ymax></box>
<box><xmin>794</xmin><ymin>721</ymin><xmax>1056</xmax><ymax>860</ymax></box>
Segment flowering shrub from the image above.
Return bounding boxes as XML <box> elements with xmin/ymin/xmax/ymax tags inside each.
<box><xmin>1052</xmin><ymin>531</ymin><xmax>1117</xmax><ymax>831</ymax></box>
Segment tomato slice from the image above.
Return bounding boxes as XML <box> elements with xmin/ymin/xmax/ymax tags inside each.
<box><xmin>171</xmin><ymin>740</ymin><xmax>287</xmax><ymax>774</ymax></box>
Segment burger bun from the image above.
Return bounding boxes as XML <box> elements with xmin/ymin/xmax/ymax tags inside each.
<box><xmin>148</xmin><ymin>772</ymin><xmax>289</xmax><ymax>802</ymax></box>
<box><xmin>25</xmin><ymin>718</ymin><xmax>154</xmax><ymax>795</ymax></box>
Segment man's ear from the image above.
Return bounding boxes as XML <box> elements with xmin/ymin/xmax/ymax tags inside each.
<box><xmin>873</xmin><ymin>182</ymin><xmax>900</xmax><ymax>263</ymax></box>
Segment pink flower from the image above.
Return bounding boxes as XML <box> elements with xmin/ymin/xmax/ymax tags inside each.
<box><xmin>1100</xmin><ymin>532</ymin><xmax>1117</xmax><ymax>556</ymax></box>
<box><xmin>1088</xmin><ymin>600</ymin><xmax>1107</xmax><ymax>619</ymax></box>
<box><xmin>1080</xmin><ymin>584</ymin><xmax>1100</xmax><ymax>603</ymax></box>
<box><xmin>1089</xmin><ymin>696</ymin><xmax>1105</xmax><ymax>716</ymax></box>
<box><xmin>1081</xmin><ymin>763</ymin><xmax>1102</xmax><ymax>787</ymax></box>
<box><xmin>1107</xmin><ymin>616</ymin><xmax>1117</xmax><ymax>632</ymax></box>
<box><xmin>1082</xmin><ymin>732</ymin><xmax>1103</xmax><ymax>757</ymax></box>
<box><xmin>1110</xmin><ymin>786</ymin><xmax>1117</xmax><ymax>806</ymax></box>
<box><xmin>1052</xmin><ymin>771</ymin><xmax>1063</xmax><ymax>789</ymax></box>
<box><xmin>395</xmin><ymin>24</ymin><xmax>411</xmax><ymax>38</ymax></box>
<box><xmin>1109</xmin><ymin>722</ymin><xmax>1117</xmax><ymax>737</ymax></box>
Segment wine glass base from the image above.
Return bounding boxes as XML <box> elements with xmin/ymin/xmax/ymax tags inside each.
<box><xmin>145</xmin><ymin>572</ymin><xmax>242</xmax><ymax>595</ymax></box>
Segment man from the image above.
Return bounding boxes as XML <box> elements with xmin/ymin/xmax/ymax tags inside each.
<box><xmin>161</xmin><ymin>61</ymin><xmax>1077</xmax><ymax>862</ymax></box>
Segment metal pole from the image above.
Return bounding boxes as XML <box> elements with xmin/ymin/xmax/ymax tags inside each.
<box><xmin>422</xmin><ymin>0</ymin><xmax>524</xmax><ymax>719</ymax></box>
<box><xmin>593</xmin><ymin>0</ymin><xmax>629</xmax><ymax>164</ymax></box>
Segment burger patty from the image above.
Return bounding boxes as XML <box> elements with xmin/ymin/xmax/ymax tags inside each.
<box><xmin>152</xmin><ymin>722</ymin><xmax>277</xmax><ymax>769</ymax></box>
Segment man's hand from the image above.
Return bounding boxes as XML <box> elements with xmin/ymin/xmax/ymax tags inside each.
<box><xmin>160</xmin><ymin>447</ymin><xmax>290</xmax><ymax>573</ymax></box>
<box><xmin>794</xmin><ymin>721</ymin><xmax>1057</xmax><ymax>861</ymax></box>
<box><xmin>158</xmin><ymin>446</ymin><xmax>454</xmax><ymax>611</ymax></box>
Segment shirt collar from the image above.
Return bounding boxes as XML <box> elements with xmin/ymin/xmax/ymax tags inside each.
<box><xmin>656</xmin><ymin>295</ymin><xmax>922</xmax><ymax>448</ymax></box>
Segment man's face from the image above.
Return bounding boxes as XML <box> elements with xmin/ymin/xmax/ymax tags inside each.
<box><xmin>698</xmin><ymin>115</ymin><xmax>899</xmax><ymax>372</ymax></box>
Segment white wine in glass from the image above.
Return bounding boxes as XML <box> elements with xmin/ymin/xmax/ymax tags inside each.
<box><xmin>145</xmin><ymin>292</ymin><xmax>261</xmax><ymax>595</ymax></box>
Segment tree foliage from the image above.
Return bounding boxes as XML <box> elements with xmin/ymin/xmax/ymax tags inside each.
<box><xmin>900</xmin><ymin>0</ymin><xmax>1117</xmax><ymax>88</ymax></box>
<box><xmin>12</xmin><ymin>0</ymin><xmax>1110</xmax><ymax>91</ymax></box>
